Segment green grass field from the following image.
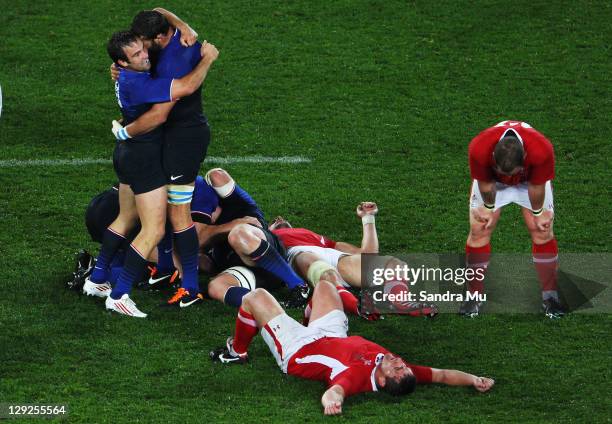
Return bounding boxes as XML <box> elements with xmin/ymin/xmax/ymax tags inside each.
<box><xmin>0</xmin><ymin>1</ymin><xmax>610</xmax><ymax>422</ymax></box>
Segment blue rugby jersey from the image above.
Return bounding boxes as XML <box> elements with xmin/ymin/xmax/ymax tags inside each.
<box><xmin>154</xmin><ymin>29</ymin><xmax>207</xmax><ymax>127</ymax></box>
<box><xmin>115</xmin><ymin>69</ymin><xmax>173</xmax><ymax>142</ymax></box>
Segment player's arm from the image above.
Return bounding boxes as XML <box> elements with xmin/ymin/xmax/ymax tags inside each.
<box><xmin>321</xmin><ymin>385</ymin><xmax>345</xmax><ymax>416</ymax></box>
<box><xmin>477</xmin><ymin>179</ymin><xmax>496</xmax><ymax>206</ymax></box>
<box><xmin>472</xmin><ymin>179</ymin><xmax>497</xmax><ymax>229</ymax></box>
<box><xmin>153</xmin><ymin>7</ymin><xmax>198</xmax><ymax>46</ymax></box>
<box><xmin>336</xmin><ymin>202</ymin><xmax>379</xmax><ymax>254</ymax></box>
<box><xmin>114</xmin><ymin>42</ymin><xmax>219</xmax><ymax>139</ymax></box>
<box><xmin>431</xmin><ymin>368</ymin><xmax>495</xmax><ymax>392</ymax></box>
<box><xmin>527</xmin><ymin>182</ymin><xmax>545</xmax><ymax>212</ymax></box>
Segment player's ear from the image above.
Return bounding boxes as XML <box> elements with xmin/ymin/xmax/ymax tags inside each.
<box><xmin>376</xmin><ymin>372</ymin><xmax>387</xmax><ymax>388</ymax></box>
<box><xmin>116</xmin><ymin>59</ymin><xmax>128</xmax><ymax>68</ymax></box>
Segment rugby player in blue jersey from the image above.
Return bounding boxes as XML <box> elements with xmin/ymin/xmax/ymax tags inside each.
<box><xmin>192</xmin><ymin>169</ymin><xmax>311</xmax><ymax>308</ymax></box>
<box><xmin>112</xmin><ymin>10</ymin><xmax>218</xmax><ymax>309</ymax></box>
<box><xmin>82</xmin><ymin>168</ymin><xmax>311</xmax><ymax>309</ymax></box>
<box><xmin>83</xmin><ymin>30</ymin><xmax>219</xmax><ymax>317</ymax></box>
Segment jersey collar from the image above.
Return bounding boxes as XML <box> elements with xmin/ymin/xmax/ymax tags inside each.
<box><xmin>370</xmin><ymin>353</ymin><xmax>385</xmax><ymax>392</ymax></box>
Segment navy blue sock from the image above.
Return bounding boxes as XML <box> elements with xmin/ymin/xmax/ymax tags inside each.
<box><xmin>91</xmin><ymin>228</ymin><xmax>125</xmax><ymax>283</ymax></box>
<box><xmin>220</xmin><ymin>184</ymin><xmax>266</xmax><ymax>225</ymax></box>
<box><xmin>156</xmin><ymin>231</ymin><xmax>174</xmax><ymax>273</ymax></box>
<box><xmin>109</xmin><ymin>265</ymin><xmax>122</xmax><ymax>286</ymax></box>
<box><xmin>110</xmin><ymin>244</ymin><xmax>147</xmax><ymax>299</ymax></box>
<box><xmin>249</xmin><ymin>239</ymin><xmax>303</xmax><ymax>289</ymax></box>
<box><xmin>223</xmin><ymin>286</ymin><xmax>250</xmax><ymax>307</ymax></box>
<box><xmin>174</xmin><ymin>225</ymin><xmax>199</xmax><ymax>295</ymax></box>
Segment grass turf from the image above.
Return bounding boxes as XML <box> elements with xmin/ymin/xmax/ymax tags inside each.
<box><xmin>0</xmin><ymin>1</ymin><xmax>610</xmax><ymax>422</ymax></box>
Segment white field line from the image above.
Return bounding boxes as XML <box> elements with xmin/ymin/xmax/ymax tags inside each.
<box><xmin>0</xmin><ymin>156</ymin><xmax>311</xmax><ymax>168</ymax></box>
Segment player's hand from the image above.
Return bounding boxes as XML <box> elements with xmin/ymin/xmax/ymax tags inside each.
<box><xmin>110</xmin><ymin>63</ymin><xmax>120</xmax><ymax>81</ymax></box>
<box><xmin>323</xmin><ymin>401</ymin><xmax>342</xmax><ymax>415</ymax></box>
<box><xmin>178</xmin><ymin>24</ymin><xmax>198</xmax><ymax>47</ymax></box>
<box><xmin>112</xmin><ymin>120</ymin><xmax>130</xmax><ymax>141</ymax></box>
<box><xmin>471</xmin><ymin>206</ymin><xmax>495</xmax><ymax>229</ymax></box>
<box><xmin>200</xmin><ymin>40</ymin><xmax>219</xmax><ymax>62</ymax></box>
<box><xmin>473</xmin><ymin>376</ymin><xmax>495</xmax><ymax>392</ymax></box>
<box><xmin>534</xmin><ymin>210</ymin><xmax>553</xmax><ymax>232</ymax></box>
<box><xmin>356</xmin><ymin>202</ymin><xmax>378</xmax><ymax>217</ymax></box>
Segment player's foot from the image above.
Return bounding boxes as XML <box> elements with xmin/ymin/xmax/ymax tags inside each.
<box><xmin>283</xmin><ymin>284</ymin><xmax>311</xmax><ymax>309</ymax></box>
<box><xmin>459</xmin><ymin>299</ymin><xmax>483</xmax><ymax>318</ymax></box>
<box><xmin>210</xmin><ymin>337</ymin><xmax>248</xmax><ymax>365</ymax></box>
<box><xmin>398</xmin><ymin>302</ymin><xmax>438</xmax><ymax>318</ymax></box>
<box><xmin>161</xmin><ymin>287</ymin><xmax>204</xmax><ymax>308</ymax></box>
<box><xmin>137</xmin><ymin>267</ymin><xmax>179</xmax><ymax>291</ymax></box>
<box><xmin>67</xmin><ymin>249</ymin><xmax>95</xmax><ymax>291</ymax></box>
<box><xmin>358</xmin><ymin>291</ymin><xmax>382</xmax><ymax>321</ymax></box>
<box><xmin>542</xmin><ymin>298</ymin><xmax>565</xmax><ymax>319</ymax></box>
<box><xmin>105</xmin><ymin>293</ymin><xmax>147</xmax><ymax>318</ymax></box>
<box><xmin>82</xmin><ymin>277</ymin><xmax>111</xmax><ymax>298</ymax></box>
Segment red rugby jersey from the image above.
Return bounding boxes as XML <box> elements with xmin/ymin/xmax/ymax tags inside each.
<box><xmin>273</xmin><ymin>228</ymin><xmax>337</xmax><ymax>249</ymax></box>
<box><xmin>469</xmin><ymin>120</ymin><xmax>554</xmax><ymax>185</ymax></box>
<box><xmin>287</xmin><ymin>336</ymin><xmax>432</xmax><ymax>397</ymax></box>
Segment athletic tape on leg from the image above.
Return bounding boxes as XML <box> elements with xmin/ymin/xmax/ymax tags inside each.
<box><xmin>306</xmin><ymin>260</ymin><xmax>336</xmax><ymax>286</ymax></box>
<box><xmin>168</xmin><ymin>184</ymin><xmax>195</xmax><ymax>205</ymax></box>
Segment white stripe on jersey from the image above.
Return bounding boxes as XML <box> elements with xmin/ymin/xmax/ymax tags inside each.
<box><xmin>294</xmin><ymin>354</ymin><xmax>349</xmax><ymax>380</ymax></box>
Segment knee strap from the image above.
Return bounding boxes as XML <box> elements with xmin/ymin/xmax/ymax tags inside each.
<box><xmin>168</xmin><ymin>184</ymin><xmax>194</xmax><ymax>205</ymax></box>
<box><xmin>306</xmin><ymin>260</ymin><xmax>336</xmax><ymax>286</ymax></box>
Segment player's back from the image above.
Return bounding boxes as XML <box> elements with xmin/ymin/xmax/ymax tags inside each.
<box><xmin>155</xmin><ymin>29</ymin><xmax>207</xmax><ymax>127</ymax></box>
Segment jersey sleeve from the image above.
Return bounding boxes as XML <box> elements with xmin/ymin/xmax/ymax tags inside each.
<box><xmin>128</xmin><ymin>77</ymin><xmax>174</xmax><ymax>105</ymax></box>
<box><xmin>527</xmin><ymin>133</ymin><xmax>555</xmax><ymax>184</ymax></box>
<box><xmin>331</xmin><ymin>368</ymin><xmax>370</xmax><ymax>397</ymax></box>
<box><xmin>468</xmin><ymin>133</ymin><xmax>494</xmax><ymax>181</ymax></box>
<box><xmin>322</xmin><ymin>236</ymin><xmax>337</xmax><ymax>249</ymax></box>
<box><xmin>188</xmin><ymin>41</ymin><xmax>203</xmax><ymax>68</ymax></box>
<box><xmin>408</xmin><ymin>364</ymin><xmax>433</xmax><ymax>384</ymax></box>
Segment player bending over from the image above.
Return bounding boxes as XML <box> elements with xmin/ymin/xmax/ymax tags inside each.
<box><xmin>210</xmin><ymin>282</ymin><xmax>494</xmax><ymax>415</ymax></box>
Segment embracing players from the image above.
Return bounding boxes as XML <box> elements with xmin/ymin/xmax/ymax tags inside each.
<box><xmin>83</xmin><ymin>30</ymin><xmax>218</xmax><ymax>317</ymax></box>
<box><xmin>463</xmin><ymin>120</ymin><xmax>563</xmax><ymax>318</ymax></box>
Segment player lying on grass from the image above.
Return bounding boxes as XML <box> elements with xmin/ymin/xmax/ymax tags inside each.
<box><xmin>194</xmin><ymin>168</ymin><xmax>311</xmax><ymax>308</ymax></box>
<box><xmin>462</xmin><ymin>120</ymin><xmax>564</xmax><ymax>318</ymax></box>
<box><xmin>210</xmin><ymin>282</ymin><xmax>495</xmax><ymax>415</ymax></box>
<box><xmin>76</xmin><ymin>168</ymin><xmax>311</xmax><ymax>311</ymax></box>
<box><xmin>269</xmin><ymin>205</ymin><xmax>437</xmax><ymax>317</ymax></box>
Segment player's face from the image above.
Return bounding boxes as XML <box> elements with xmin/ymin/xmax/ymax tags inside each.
<box><xmin>380</xmin><ymin>353</ymin><xmax>413</xmax><ymax>382</ymax></box>
<box><xmin>269</xmin><ymin>216</ymin><xmax>292</xmax><ymax>231</ymax></box>
<box><xmin>122</xmin><ymin>40</ymin><xmax>150</xmax><ymax>72</ymax></box>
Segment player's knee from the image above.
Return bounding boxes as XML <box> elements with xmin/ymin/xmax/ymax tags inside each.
<box><xmin>307</xmin><ymin>260</ymin><xmax>337</xmax><ymax>286</ymax></box>
<box><xmin>468</xmin><ymin>226</ymin><xmax>492</xmax><ymax>244</ymax></box>
<box><xmin>228</xmin><ymin>224</ymin><xmax>258</xmax><ymax>252</ymax></box>
<box><xmin>205</xmin><ymin>168</ymin><xmax>231</xmax><ymax>186</ymax></box>
<box><xmin>207</xmin><ymin>278</ymin><xmax>227</xmax><ymax>301</ymax></box>
<box><xmin>314</xmin><ymin>280</ymin><xmax>336</xmax><ymax>297</ymax></box>
<box><xmin>205</xmin><ymin>168</ymin><xmax>235</xmax><ymax>198</ymax></box>
<box><xmin>243</xmin><ymin>288</ymin><xmax>267</xmax><ymax>307</ymax></box>
<box><xmin>529</xmin><ymin>228</ymin><xmax>554</xmax><ymax>244</ymax></box>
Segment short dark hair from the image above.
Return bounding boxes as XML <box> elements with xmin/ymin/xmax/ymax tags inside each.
<box><xmin>493</xmin><ymin>135</ymin><xmax>524</xmax><ymax>173</ymax></box>
<box><xmin>107</xmin><ymin>30</ymin><xmax>138</xmax><ymax>64</ymax></box>
<box><xmin>378</xmin><ymin>373</ymin><xmax>417</xmax><ymax>396</ymax></box>
<box><xmin>131</xmin><ymin>10</ymin><xmax>170</xmax><ymax>40</ymax></box>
